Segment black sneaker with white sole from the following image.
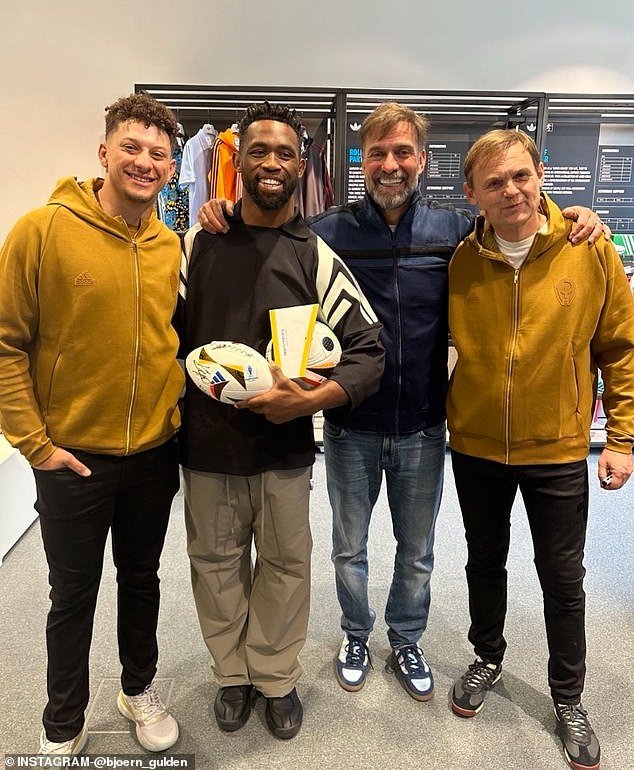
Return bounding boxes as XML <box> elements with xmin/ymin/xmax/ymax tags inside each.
<box><xmin>554</xmin><ymin>702</ymin><xmax>601</xmax><ymax>770</ymax></box>
<box><xmin>451</xmin><ymin>658</ymin><xmax>502</xmax><ymax>717</ymax></box>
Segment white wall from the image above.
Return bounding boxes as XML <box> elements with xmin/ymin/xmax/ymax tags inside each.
<box><xmin>1</xmin><ymin>0</ymin><xmax>633</xmax><ymax>238</ymax></box>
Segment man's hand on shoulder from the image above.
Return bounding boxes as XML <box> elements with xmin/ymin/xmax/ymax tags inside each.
<box><xmin>561</xmin><ymin>206</ymin><xmax>611</xmax><ymax>245</ymax></box>
<box><xmin>34</xmin><ymin>447</ymin><xmax>92</xmax><ymax>477</ymax></box>
<box><xmin>198</xmin><ymin>199</ymin><xmax>233</xmax><ymax>234</ymax></box>
<box><xmin>597</xmin><ymin>447</ymin><xmax>632</xmax><ymax>490</ymax></box>
<box><xmin>235</xmin><ymin>363</ymin><xmax>348</xmax><ymax>424</ymax></box>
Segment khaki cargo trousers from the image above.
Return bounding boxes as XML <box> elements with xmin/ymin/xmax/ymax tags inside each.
<box><xmin>183</xmin><ymin>466</ymin><xmax>312</xmax><ymax>697</ymax></box>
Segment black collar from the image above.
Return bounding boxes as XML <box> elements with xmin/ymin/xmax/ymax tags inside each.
<box><xmin>230</xmin><ymin>200</ymin><xmax>310</xmax><ymax>241</ymax></box>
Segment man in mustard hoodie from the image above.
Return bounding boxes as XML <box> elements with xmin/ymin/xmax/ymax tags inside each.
<box><xmin>0</xmin><ymin>94</ymin><xmax>184</xmax><ymax>755</ymax></box>
<box><xmin>447</xmin><ymin>129</ymin><xmax>634</xmax><ymax>770</ymax></box>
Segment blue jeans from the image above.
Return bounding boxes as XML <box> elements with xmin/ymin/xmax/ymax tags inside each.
<box><xmin>324</xmin><ymin>421</ymin><xmax>445</xmax><ymax>648</ymax></box>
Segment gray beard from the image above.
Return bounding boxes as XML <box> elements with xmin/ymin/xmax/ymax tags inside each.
<box><xmin>367</xmin><ymin>177</ymin><xmax>418</xmax><ymax>211</ymax></box>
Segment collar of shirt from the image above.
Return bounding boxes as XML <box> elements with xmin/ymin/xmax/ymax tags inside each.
<box><xmin>230</xmin><ymin>200</ymin><xmax>310</xmax><ymax>241</ymax></box>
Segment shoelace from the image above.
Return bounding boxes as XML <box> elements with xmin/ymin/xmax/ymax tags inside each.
<box><xmin>128</xmin><ymin>685</ymin><xmax>166</xmax><ymax>722</ymax></box>
<box><xmin>397</xmin><ymin>645</ymin><xmax>425</xmax><ymax>675</ymax></box>
<box><xmin>346</xmin><ymin>638</ymin><xmax>372</xmax><ymax>668</ymax></box>
<box><xmin>556</xmin><ymin>704</ymin><xmax>592</xmax><ymax>743</ymax></box>
<box><xmin>462</xmin><ymin>660</ymin><xmax>499</xmax><ymax>692</ymax></box>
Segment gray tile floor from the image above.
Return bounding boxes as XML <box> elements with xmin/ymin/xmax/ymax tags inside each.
<box><xmin>1</xmin><ymin>452</ymin><xmax>632</xmax><ymax>769</ymax></box>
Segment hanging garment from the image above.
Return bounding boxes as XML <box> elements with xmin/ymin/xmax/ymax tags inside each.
<box><xmin>158</xmin><ymin>144</ymin><xmax>190</xmax><ymax>231</ymax></box>
<box><xmin>295</xmin><ymin>142</ymin><xmax>334</xmax><ymax>218</ymax></box>
<box><xmin>209</xmin><ymin>127</ymin><xmax>242</xmax><ymax>203</ymax></box>
<box><xmin>179</xmin><ymin>124</ymin><xmax>217</xmax><ymax>227</ymax></box>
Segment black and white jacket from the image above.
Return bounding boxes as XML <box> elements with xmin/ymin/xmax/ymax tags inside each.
<box><xmin>176</xmin><ymin>202</ymin><xmax>384</xmax><ymax>475</ymax></box>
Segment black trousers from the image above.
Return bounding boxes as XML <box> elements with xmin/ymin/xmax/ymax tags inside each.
<box><xmin>450</xmin><ymin>449</ymin><xmax>589</xmax><ymax>704</ymax></box>
<box><xmin>33</xmin><ymin>439</ymin><xmax>179</xmax><ymax>742</ymax></box>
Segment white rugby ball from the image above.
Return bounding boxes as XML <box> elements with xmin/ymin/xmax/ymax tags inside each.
<box><xmin>266</xmin><ymin>321</ymin><xmax>342</xmax><ymax>389</ymax></box>
<box><xmin>186</xmin><ymin>341</ymin><xmax>273</xmax><ymax>404</ymax></box>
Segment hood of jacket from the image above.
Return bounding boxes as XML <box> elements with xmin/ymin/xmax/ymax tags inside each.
<box><xmin>214</xmin><ymin>128</ymin><xmax>239</xmax><ymax>154</ymax></box>
<box><xmin>47</xmin><ymin>176</ymin><xmax>166</xmax><ymax>242</ymax></box>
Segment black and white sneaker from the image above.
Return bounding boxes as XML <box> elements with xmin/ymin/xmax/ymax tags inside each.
<box><xmin>335</xmin><ymin>635</ymin><xmax>371</xmax><ymax>691</ymax></box>
<box><xmin>387</xmin><ymin>644</ymin><xmax>434</xmax><ymax>701</ymax></box>
<box><xmin>554</xmin><ymin>702</ymin><xmax>601</xmax><ymax>770</ymax></box>
<box><xmin>451</xmin><ymin>658</ymin><xmax>502</xmax><ymax>717</ymax></box>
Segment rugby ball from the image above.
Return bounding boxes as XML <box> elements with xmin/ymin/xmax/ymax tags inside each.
<box><xmin>266</xmin><ymin>321</ymin><xmax>342</xmax><ymax>389</ymax></box>
<box><xmin>186</xmin><ymin>341</ymin><xmax>273</xmax><ymax>404</ymax></box>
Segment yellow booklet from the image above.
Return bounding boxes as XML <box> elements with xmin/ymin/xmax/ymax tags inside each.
<box><xmin>269</xmin><ymin>304</ymin><xmax>319</xmax><ymax>378</ymax></box>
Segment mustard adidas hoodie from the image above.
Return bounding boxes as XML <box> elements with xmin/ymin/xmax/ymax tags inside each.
<box><xmin>447</xmin><ymin>194</ymin><xmax>634</xmax><ymax>465</ymax></box>
<box><xmin>0</xmin><ymin>177</ymin><xmax>184</xmax><ymax>466</ymax></box>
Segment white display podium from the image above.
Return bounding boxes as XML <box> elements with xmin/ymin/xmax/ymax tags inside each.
<box><xmin>0</xmin><ymin>435</ymin><xmax>37</xmax><ymax>565</ymax></box>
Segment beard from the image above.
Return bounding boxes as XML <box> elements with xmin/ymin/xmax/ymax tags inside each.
<box><xmin>366</xmin><ymin>172</ymin><xmax>418</xmax><ymax>211</ymax></box>
<box><xmin>242</xmin><ymin>173</ymin><xmax>297</xmax><ymax>211</ymax></box>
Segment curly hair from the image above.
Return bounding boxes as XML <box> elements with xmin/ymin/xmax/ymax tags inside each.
<box><xmin>238</xmin><ymin>101</ymin><xmax>304</xmax><ymax>150</ymax></box>
<box><xmin>105</xmin><ymin>93</ymin><xmax>179</xmax><ymax>148</ymax></box>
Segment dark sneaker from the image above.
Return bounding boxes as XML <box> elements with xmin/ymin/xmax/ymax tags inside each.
<box><xmin>264</xmin><ymin>688</ymin><xmax>303</xmax><ymax>740</ymax></box>
<box><xmin>451</xmin><ymin>658</ymin><xmax>502</xmax><ymax>717</ymax></box>
<box><xmin>386</xmin><ymin>644</ymin><xmax>434</xmax><ymax>701</ymax></box>
<box><xmin>214</xmin><ymin>685</ymin><xmax>256</xmax><ymax>732</ymax></box>
<box><xmin>554</xmin><ymin>702</ymin><xmax>601</xmax><ymax>770</ymax></box>
<box><xmin>335</xmin><ymin>635</ymin><xmax>372</xmax><ymax>692</ymax></box>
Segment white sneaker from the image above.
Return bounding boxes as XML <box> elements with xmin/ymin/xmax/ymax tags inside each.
<box><xmin>117</xmin><ymin>683</ymin><xmax>179</xmax><ymax>752</ymax></box>
<box><xmin>39</xmin><ymin>724</ymin><xmax>88</xmax><ymax>754</ymax></box>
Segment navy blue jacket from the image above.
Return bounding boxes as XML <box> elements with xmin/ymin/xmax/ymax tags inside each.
<box><xmin>310</xmin><ymin>192</ymin><xmax>472</xmax><ymax>434</ymax></box>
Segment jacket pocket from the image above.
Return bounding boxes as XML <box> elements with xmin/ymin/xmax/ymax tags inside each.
<box><xmin>41</xmin><ymin>352</ymin><xmax>62</xmax><ymax>417</ymax></box>
<box><xmin>511</xmin><ymin>354</ymin><xmax>582</xmax><ymax>441</ymax></box>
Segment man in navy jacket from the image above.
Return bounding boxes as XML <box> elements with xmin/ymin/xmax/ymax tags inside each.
<box><xmin>310</xmin><ymin>104</ymin><xmax>469</xmax><ymax>700</ymax></box>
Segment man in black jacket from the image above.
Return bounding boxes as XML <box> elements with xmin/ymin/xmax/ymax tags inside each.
<box><xmin>177</xmin><ymin>102</ymin><xmax>384</xmax><ymax>740</ymax></box>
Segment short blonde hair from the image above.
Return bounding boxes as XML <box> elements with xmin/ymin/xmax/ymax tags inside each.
<box><xmin>359</xmin><ymin>102</ymin><xmax>429</xmax><ymax>152</ymax></box>
<box><xmin>464</xmin><ymin>130</ymin><xmax>541</xmax><ymax>186</ymax></box>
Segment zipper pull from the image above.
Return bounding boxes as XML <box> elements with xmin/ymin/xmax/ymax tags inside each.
<box><xmin>514</xmin><ymin>269</ymin><xmax>519</xmax><ymax>284</ymax></box>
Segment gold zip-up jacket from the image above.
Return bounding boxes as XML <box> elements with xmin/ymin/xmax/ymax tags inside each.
<box><xmin>447</xmin><ymin>194</ymin><xmax>634</xmax><ymax>465</ymax></box>
<box><xmin>0</xmin><ymin>177</ymin><xmax>184</xmax><ymax>466</ymax></box>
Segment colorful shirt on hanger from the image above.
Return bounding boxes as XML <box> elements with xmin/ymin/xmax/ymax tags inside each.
<box><xmin>158</xmin><ymin>145</ymin><xmax>189</xmax><ymax>232</ymax></box>
<box><xmin>179</xmin><ymin>125</ymin><xmax>217</xmax><ymax>228</ymax></box>
<box><xmin>209</xmin><ymin>128</ymin><xmax>242</xmax><ymax>203</ymax></box>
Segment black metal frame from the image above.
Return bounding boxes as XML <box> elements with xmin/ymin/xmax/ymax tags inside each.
<box><xmin>136</xmin><ymin>84</ymin><xmax>634</xmax><ymax>205</ymax></box>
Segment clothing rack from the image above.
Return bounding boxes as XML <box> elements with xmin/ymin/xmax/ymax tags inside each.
<box><xmin>137</xmin><ymin>85</ymin><xmax>634</xmax><ymax>218</ymax></box>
